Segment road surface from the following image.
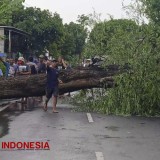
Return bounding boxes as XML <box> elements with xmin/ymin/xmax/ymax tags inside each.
<box><xmin>0</xmin><ymin>100</ymin><xmax>160</xmax><ymax>160</ymax></box>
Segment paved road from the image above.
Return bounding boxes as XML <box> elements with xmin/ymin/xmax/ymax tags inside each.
<box><xmin>0</xmin><ymin>101</ymin><xmax>160</xmax><ymax>160</ymax></box>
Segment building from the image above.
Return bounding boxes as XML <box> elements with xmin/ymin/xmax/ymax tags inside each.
<box><xmin>0</xmin><ymin>26</ymin><xmax>30</xmax><ymax>58</ymax></box>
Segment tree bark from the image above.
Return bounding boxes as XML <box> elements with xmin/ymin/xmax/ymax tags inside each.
<box><xmin>0</xmin><ymin>66</ymin><xmax>119</xmax><ymax>99</ymax></box>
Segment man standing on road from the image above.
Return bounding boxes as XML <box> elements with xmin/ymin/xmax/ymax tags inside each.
<box><xmin>43</xmin><ymin>59</ymin><xmax>62</xmax><ymax>113</ymax></box>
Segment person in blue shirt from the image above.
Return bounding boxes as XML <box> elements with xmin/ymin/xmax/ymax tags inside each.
<box><xmin>43</xmin><ymin>59</ymin><xmax>62</xmax><ymax>113</ymax></box>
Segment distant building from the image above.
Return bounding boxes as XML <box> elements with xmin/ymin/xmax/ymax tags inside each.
<box><xmin>0</xmin><ymin>26</ymin><xmax>30</xmax><ymax>58</ymax></box>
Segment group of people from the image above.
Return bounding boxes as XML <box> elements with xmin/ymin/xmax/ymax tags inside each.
<box><xmin>0</xmin><ymin>55</ymin><xmax>69</xmax><ymax>113</ymax></box>
<box><xmin>0</xmin><ymin>56</ymin><xmax>37</xmax><ymax>77</ymax></box>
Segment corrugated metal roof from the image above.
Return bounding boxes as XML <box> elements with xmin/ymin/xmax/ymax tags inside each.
<box><xmin>0</xmin><ymin>26</ymin><xmax>30</xmax><ymax>36</ymax></box>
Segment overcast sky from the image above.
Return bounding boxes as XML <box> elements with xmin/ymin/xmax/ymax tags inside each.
<box><xmin>24</xmin><ymin>0</ymin><xmax>132</xmax><ymax>23</ymax></box>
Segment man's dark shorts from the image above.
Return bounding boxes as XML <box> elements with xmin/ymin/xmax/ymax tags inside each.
<box><xmin>45</xmin><ymin>86</ymin><xmax>59</xmax><ymax>98</ymax></box>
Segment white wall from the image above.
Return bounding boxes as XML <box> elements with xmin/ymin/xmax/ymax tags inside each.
<box><xmin>0</xmin><ymin>28</ymin><xmax>4</xmax><ymax>53</ymax></box>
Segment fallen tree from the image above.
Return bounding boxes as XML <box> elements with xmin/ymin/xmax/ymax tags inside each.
<box><xmin>0</xmin><ymin>66</ymin><xmax>120</xmax><ymax>99</ymax></box>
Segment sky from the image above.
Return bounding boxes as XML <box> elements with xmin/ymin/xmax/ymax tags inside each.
<box><xmin>24</xmin><ymin>0</ymin><xmax>132</xmax><ymax>24</ymax></box>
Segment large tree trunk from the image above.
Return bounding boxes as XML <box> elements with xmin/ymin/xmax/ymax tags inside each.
<box><xmin>0</xmin><ymin>66</ymin><xmax>120</xmax><ymax>99</ymax></box>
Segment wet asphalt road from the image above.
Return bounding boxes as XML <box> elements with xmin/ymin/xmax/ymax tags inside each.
<box><xmin>0</xmin><ymin>101</ymin><xmax>160</xmax><ymax>160</ymax></box>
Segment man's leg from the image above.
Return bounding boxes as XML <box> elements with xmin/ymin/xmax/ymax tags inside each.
<box><xmin>44</xmin><ymin>88</ymin><xmax>52</xmax><ymax>111</ymax></box>
<box><xmin>52</xmin><ymin>96</ymin><xmax>58</xmax><ymax>113</ymax></box>
<box><xmin>52</xmin><ymin>86</ymin><xmax>59</xmax><ymax>113</ymax></box>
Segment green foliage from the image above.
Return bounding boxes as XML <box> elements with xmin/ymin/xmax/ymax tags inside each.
<box><xmin>0</xmin><ymin>0</ymin><xmax>24</xmax><ymax>25</ymax></box>
<box><xmin>0</xmin><ymin>62</ymin><xmax>6</xmax><ymax>75</ymax></box>
<box><xmin>84</xmin><ymin>19</ymin><xmax>140</xmax><ymax>60</ymax></box>
<box><xmin>0</xmin><ymin>1</ymin><xmax>87</xmax><ymax>58</ymax></box>
<box><xmin>66</xmin><ymin>55</ymin><xmax>81</xmax><ymax>67</ymax></box>
<box><xmin>11</xmin><ymin>7</ymin><xmax>65</xmax><ymax>55</ymax></box>
<box><xmin>10</xmin><ymin>7</ymin><xmax>88</xmax><ymax>58</ymax></box>
<box><xmin>139</xmin><ymin>0</ymin><xmax>160</xmax><ymax>23</ymax></box>
<box><xmin>62</xmin><ymin>22</ymin><xmax>88</xmax><ymax>57</ymax></box>
<box><xmin>125</xmin><ymin>0</ymin><xmax>160</xmax><ymax>24</ymax></box>
<box><xmin>78</xmin><ymin>18</ymin><xmax>160</xmax><ymax>116</ymax></box>
<box><xmin>77</xmin><ymin>14</ymin><xmax>90</xmax><ymax>27</ymax></box>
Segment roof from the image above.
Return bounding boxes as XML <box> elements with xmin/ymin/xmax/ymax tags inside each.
<box><xmin>0</xmin><ymin>26</ymin><xmax>30</xmax><ymax>36</ymax></box>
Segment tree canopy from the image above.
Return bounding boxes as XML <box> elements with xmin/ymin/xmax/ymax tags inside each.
<box><xmin>85</xmin><ymin>19</ymin><xmax>139</xmax><ymax>61</ymax></box>
<box><xmin>62</xmin><ymin>22</ymin><xmax>87</xmax><ymax>57</ymax></box>
<box><xmin>138</xmin><ymin>0</ymin><xmax>160</xmax><ymax>24</ymax></box>
<box><xmin>0</xmin><ymin>0</ymin><xmax>24</xmax><ymax>25</ymax></box>
<box><xmin>11</xmin><ymin>7</ymin><xmax>64</xmax><ymax>55</ymax></box>
<box><xmin>0</xmin><ymin>1</ymin><xmax>88</xmax><ymax>58</ymax></box>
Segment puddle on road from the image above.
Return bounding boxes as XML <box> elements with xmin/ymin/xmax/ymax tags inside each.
<box><xmin>0</xmin><ymin>110</ymin><xmax>30</xmax><ymax>138</ymax></box>
<box><xmin>105</xmin><ymin>126</ymin><xmax>119</xmax><ymax>131</ymax></box>
<box><xmin>0</xmin><ymin>102</ymin><xmax>36</xmax><ymax>138</ymax></box>
<box><xmin>0</xmin><ymin>112</ymin><xmax>10</xmax><ymax>138</ymax></box>
<box><xmin>94</xmin><ymin>134</ymin><xmax>121</xmax><ymax>139</ymax></box>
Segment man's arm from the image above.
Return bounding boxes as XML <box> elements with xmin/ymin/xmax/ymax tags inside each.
<box><xmin>18</xmin><ymin>65</ymin><xmax>30</xmax><ymax>75</ymax></box>
<box><xmin>61</xmin><ymin>59</ymin><xmax>68</xmax><ymax>69</ymax></box>
<box><xmin>58</xmin><ymin>79</ymin><xmax>63</xmax><ymax>84</ymax></box>
<box><xmin>45</xmin><ymin>60</ymin><xmax>52</xmax><ymax>71</ymax></box>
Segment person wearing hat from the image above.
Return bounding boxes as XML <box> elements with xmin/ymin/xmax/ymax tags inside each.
<box><xmin>39</xmin><ymin>55</ymin><xmax>44</xmax><ymax>59</ymax></box>
<box><xmin>18</xmin><ymin>57</ymin><xmax>25</xmax><ymax>64</ymax></box>
<box><xmin>17</xmin><ymin>57</ymin><xmax>30</xmax><ymax>75</ymax></box>
<box><xmin>43</xmin><ymin>59</ymin><xmax>62</xmax><ymax>113</ymax></box>
<box><xmin>17</xmin><ymin>57</ymin><xmax>26</xmax><ymax>72</ymax></box>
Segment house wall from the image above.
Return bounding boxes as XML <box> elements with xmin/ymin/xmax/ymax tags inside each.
<box><xmin>0</xmin><ymin>28</ymin><xmax>4</xmax><ymax>53</ymax></box>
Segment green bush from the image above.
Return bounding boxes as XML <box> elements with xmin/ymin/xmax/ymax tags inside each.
<box><xmin>0</xmin><ymin>62</ymin><xmax>6</xmax><ymax>75</ymax></box>
<box><xmin>77</xmin><ymin>21</ymin><xmax>160</xmax><ymax>116</ymax></box>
